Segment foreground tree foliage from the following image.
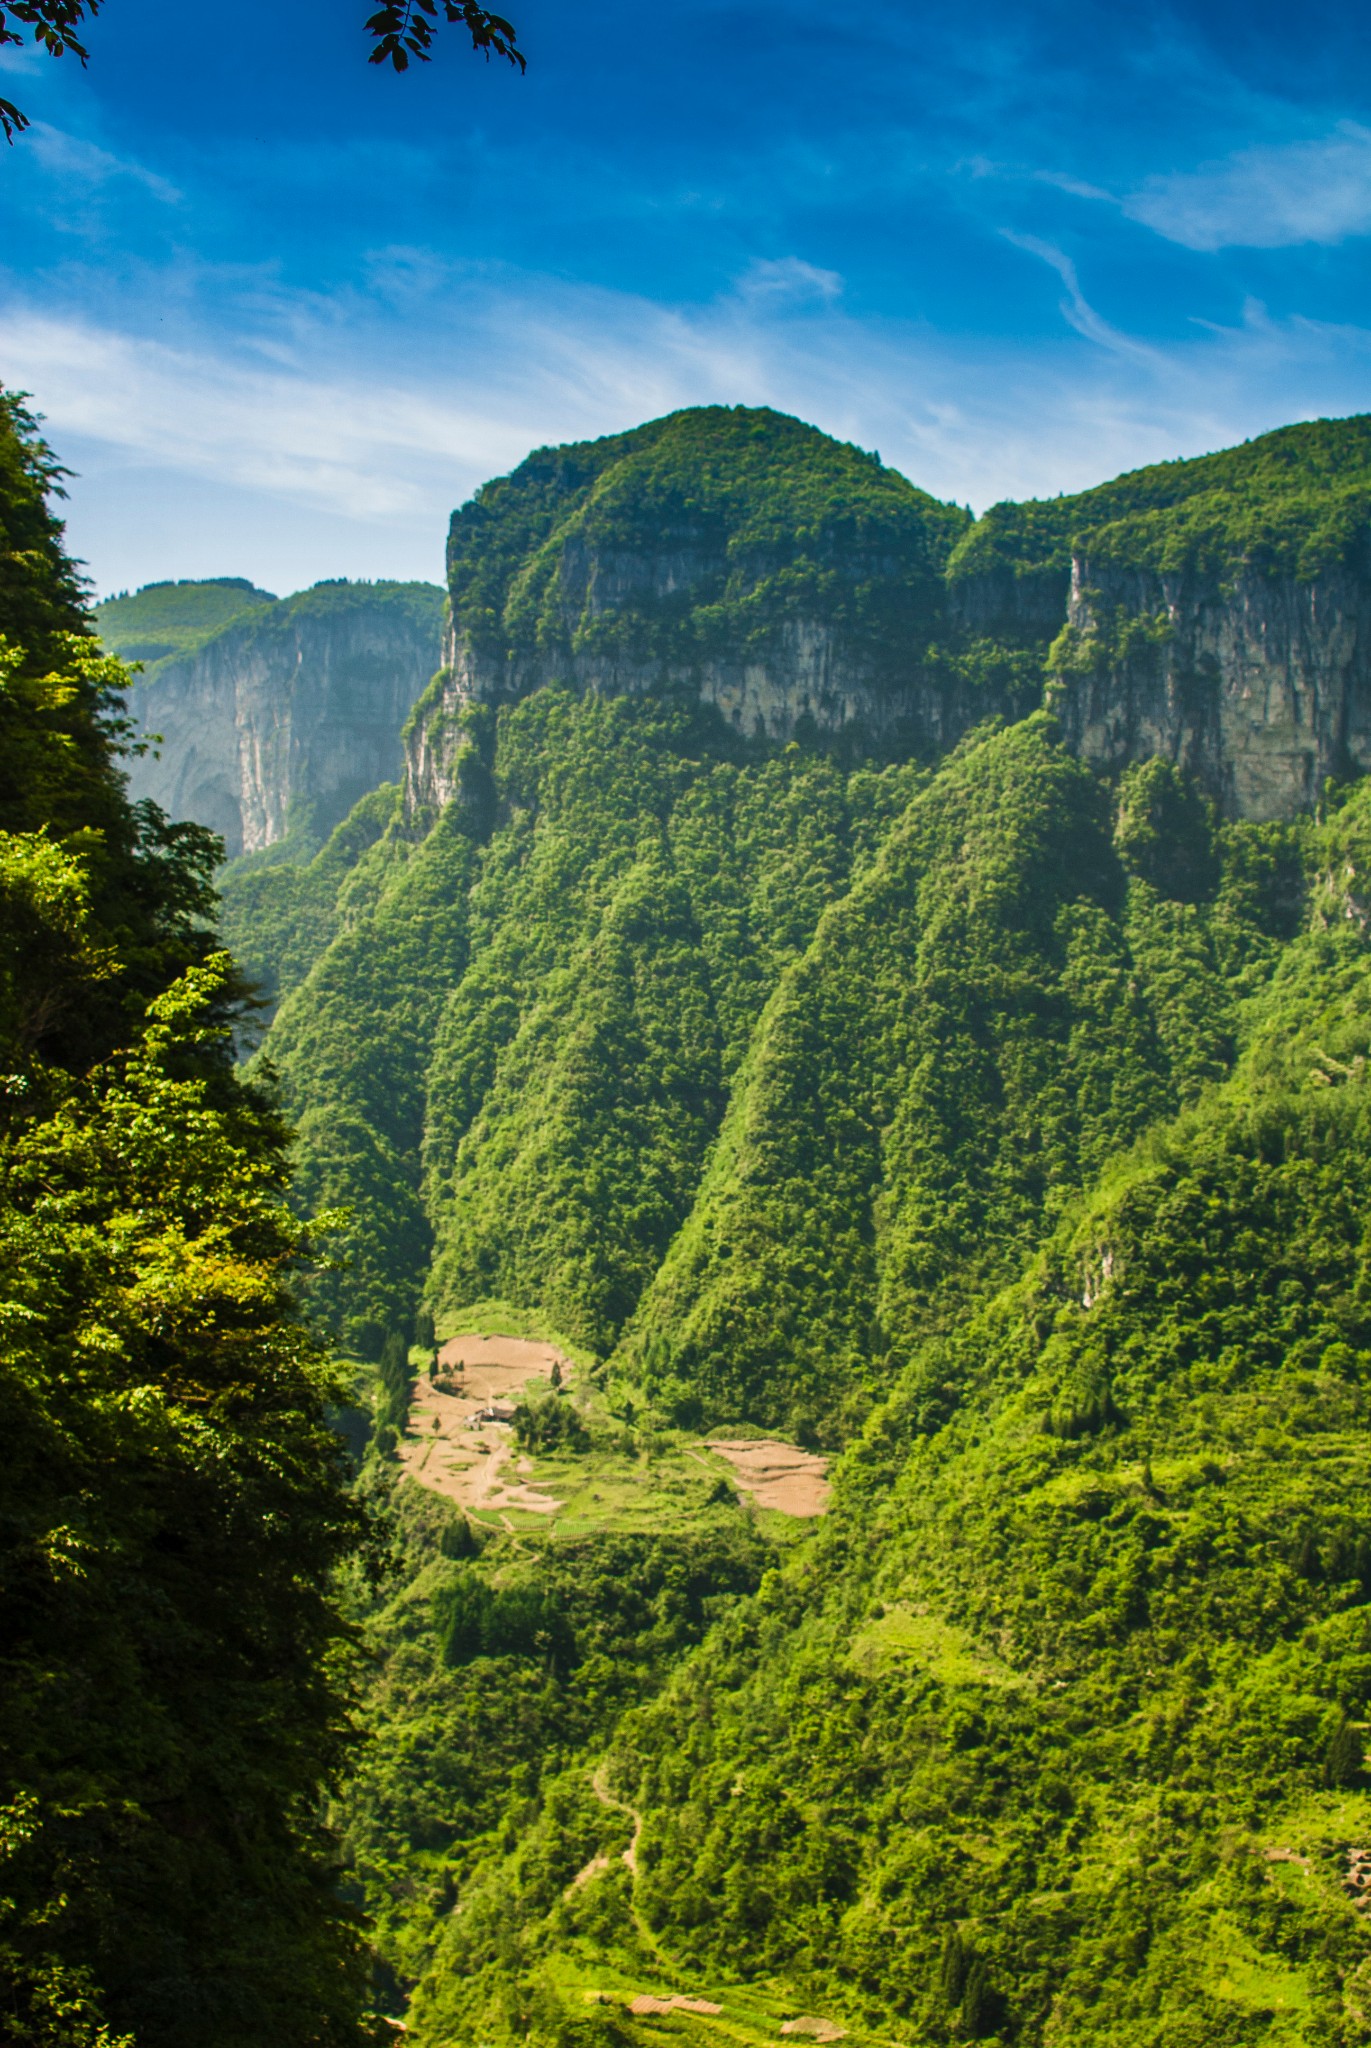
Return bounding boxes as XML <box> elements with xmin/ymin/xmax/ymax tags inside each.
<box><xmin>0</xmin><ymin>389</ymin><xmax>369</xmax><ymax>2044</ymax></box>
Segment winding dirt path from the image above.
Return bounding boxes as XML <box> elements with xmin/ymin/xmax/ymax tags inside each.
<box><xmin>565</xmin><ymin>1763</ymin><xmax>642</xmax><ymax>1896</ymax></box>
<box><xmin>591</xmin><ymin>1760</ymin><xmax>643</xmax><ymax>1874</ymax></box>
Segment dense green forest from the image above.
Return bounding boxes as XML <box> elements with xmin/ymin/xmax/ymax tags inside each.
<box><xmin>15</xmin><ymin>392</ymin><xmax>1371</xmax><ymax>2047</ymax></box>
<box><xmin>948</xmin><ymin>411</ymin><xmax>1371</xmax><ymax>585</ymax></box>
<box><xmin>326</xmin><ymin>725</ymin><xmax>1367</xmax><ymax>2048</ymax></box>
<box><xmin>0</xmin><ymin>391</ymin><xmax>369</xmax><ymax>2047</ymax></box>
<box><xmin>402</xmin><ymin>811</ymin><xmax>1371</xmax><ymax>2043</ymax></box>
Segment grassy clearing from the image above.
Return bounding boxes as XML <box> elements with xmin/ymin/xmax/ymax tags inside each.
<box><xmin>409</xmin><ymin>1299</ymin><xmax>823</xmax><ymax>1547</ymax></box>
<box><xmin>849</xmin><ymin>1603</ymin><xmax>1023</xmax><ymax>1687</ymax></box>
<box><xmin>485</xmin><ymin>1435</ymin><xmax>813</xmax><ymax>1548</ymax></box>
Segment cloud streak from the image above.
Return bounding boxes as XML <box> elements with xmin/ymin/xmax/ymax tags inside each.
<box><xmin>25</xmin><ymin>122</ymin><xmax>182</xmax><ymax>204</ymax></box>
<box><xmin>1124</xmin><ymin>124</ymin><xmax>1371</xmax><ymax>251</ymax></box>
<box><xmin>1000</xmin><ymin>233</ymin><xmax>1159</xmax><ymax>363</ymax></box>
<box><xmin>7</xmin><ymin>253</ymin><xmax>1371</xmax><ymax>598</ymax></box>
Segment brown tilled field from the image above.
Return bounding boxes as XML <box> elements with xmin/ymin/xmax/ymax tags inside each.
<box><xmin>396</xmin><ymin>1333</ymin><xmax>572</xmax><ymax>1517</ymax></box>
<box><xmin>703</xmin><ymin>1439</ymin><xmax>830</xmax><ymax>1516</ymax></box>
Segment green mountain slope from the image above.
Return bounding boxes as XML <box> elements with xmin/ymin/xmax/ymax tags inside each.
<box><xmin>95</xmin><ymin>575</ymin><xmax>277</xmax><ymax>671</ymax></box>
<box><xmin>145</xmin><ymin>404</ymin><xmax>1371</xmax><ymax>2044</ymax></box>
<box><xmin>386</xmin><ymin>775</ymin><xmax>1371</xmax><ymax>2048</ymax></box>
<box><xmin>223</xmin><ymin>406</ymin><xmax>1370</xmax><ymax>1385</ymax></box>
<box><xmin>231</xmin><ymin>679</ymin><xmax>919</xmax><ymax>1358</ymax></box>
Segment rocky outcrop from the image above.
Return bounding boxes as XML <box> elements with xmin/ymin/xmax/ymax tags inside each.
<box><xmin>404</xmin><ymin>608</ymin><xmax>1024</xmax><ymax>815</ymax></box>
<box><xmin>1051</xmin><ymin>553</ymin><xmax>1371</xmax><ymax>821</ymax></box>
<box><xmin>123</xmin><ymin>581</ymin><xmax>444</xmax><ymax>856</ymax></box>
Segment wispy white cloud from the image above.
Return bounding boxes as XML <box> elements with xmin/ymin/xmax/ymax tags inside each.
<box><xmin>24</xmin><ymin>122</ymin><xmax>182</xmax><ymax>203</ymax></box>
<box><xmin>0</xmin><ymin>308</ymin><xmax>527</xmax><ymax>518</ymax></box>
<box><xmin>6</xmin><ymin>257</ymin><xmax>1371</xmax><ymax>596</ymax></box>
<box><xmin>1031</xmin><ymin>170</ymin><xmax>1115</xmax><ymax>204</ymax></box>
<box><xmin>737</xmin><ymin>257</ymin><xmax>844</xmax><ymax>306</ymax></box>
<box><xmin>1124</xmin><ymin>123</ymin><xmax>1371</xmax><ymax>251</ymax></box>
<box><xmin>0</xmin><ymin>38</ymin><xmax>44</xmax><ymax>76</ymax></box>
<box><xmin>1001</xmin><ymin>232</ymin><xmax>1159</xmax><ymax>363</ymax></box>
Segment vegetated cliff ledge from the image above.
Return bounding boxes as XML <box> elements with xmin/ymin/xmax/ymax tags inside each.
<box><xmin>119</xmin><ymin>578</ymin><xmax>445</xmax><ymax>857</ymax></box>
<box><xmin>407</xmin><ymin>406</ymin><xmax>1371</xmax><ymax>823</ymax></box>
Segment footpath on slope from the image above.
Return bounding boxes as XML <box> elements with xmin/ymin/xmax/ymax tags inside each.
<box><xmin>574</xmin><ymin>1762</ymin><xmax>851</xmax><ymax>2044</ymax></box>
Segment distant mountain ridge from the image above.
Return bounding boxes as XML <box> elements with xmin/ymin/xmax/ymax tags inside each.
<box><xmin>96</xmin><ymin>576</ymin><xmax>278</xmax><ymax>676</ymax></box>
<box><xmin>114</xmin><ymin>577</ymin><xmax>444</xmax><ymax>858</ymax></box>
<box><xmin>114</xmin><ymin>411</ymin><xmax>1371</xmax><ymax>869</ymax></box>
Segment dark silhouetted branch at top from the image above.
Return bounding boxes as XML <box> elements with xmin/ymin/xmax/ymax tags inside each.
<box><xmin>0</xmin><ymin>0</ymin><xmax>524</xmax><ymax>143</ymax></box>
<box><xmin>365</xmin><ymin>0</ymin><xmax>525</xmax><ymax>73</ymax></box>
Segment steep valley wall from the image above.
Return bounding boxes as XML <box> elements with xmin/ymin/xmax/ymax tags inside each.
<box><xmin>121</xmin><ymin>580</ymin><xmax>444</xmax><ymax>856</ymax></box>
<box><xmin>410</xmin><ymin>543</ymin><xmax>1371</xmax><ymax>826</ymax></box>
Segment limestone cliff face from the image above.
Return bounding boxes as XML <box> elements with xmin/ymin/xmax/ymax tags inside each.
<box><xmin>407</xmin><ymin>534</ymin><xmax>1371</xmax><ymax>826</ymax></box>
<box><xmin>405</xmin><ymin>532</ymin><xmax>1029</xmax><ymax>814</ymax></box>
<box><xmin>403</xmin><ymin>603</ymin><xmax>1015</xmax><ymax>815</ymax></box>
<box><xmin>403</xmin><ymin>408</ymin><xmax>1371</xmax><ymax>825</ymax></box>
<box><xmin>1051</xmin><ymin>553</ymin><xmax>1371</xmax><ymax>821</ymax></box>
<box><xmin>406</xmin><ymin>541</ymin><xmax>1371</xmax><ymax>826</ymax></box>
<box><xmin>123</xmin><ymin>582</ymin><xmax>444</xmax><ymax>855</ymax></box>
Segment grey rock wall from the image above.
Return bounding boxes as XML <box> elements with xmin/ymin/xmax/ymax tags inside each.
<box><xmin>122</xmin><ymin>582</ymin><xmax>444</xmax><ymax>856</ymax></box>
<box><xmin>403</xmin><ymin>610</ymin><xmax>1020</xmax><ymax>815</ymax></box>
<box><xmin>409</xmin><ymin>539</ymin><xmax>1371</xmax><ymax>826</ymax></box>
<box><xmin>1051</xmin><ymin>553</ymin><xmax>1371</xmax><ymax>821</ymax></box>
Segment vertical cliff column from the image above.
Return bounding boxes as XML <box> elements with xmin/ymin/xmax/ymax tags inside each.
<box><xmin>1052</xmin><ymin>553</ymin><xmax>1371</xmax><ymax>820</ymax></box>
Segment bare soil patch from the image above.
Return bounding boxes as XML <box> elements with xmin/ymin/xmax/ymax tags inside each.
<box><xmin>630</xmin><ymin>1997</ymin><xmax>723</xmax><ymax>2017</ymax></box>
<box><xmin>780</xmin><ymin>2020</ymin><xmax>845</xmax><ymax>2040</ymax></box>
<box><xmin>396</xmin><ymin>1333</ymin><xmax>572</xmax><ymax>1516</ymax></box>
<box><xmin>703</xmin><ymin>1440</ymin><xmax>830</xmax><ymax>1517</ymax></box>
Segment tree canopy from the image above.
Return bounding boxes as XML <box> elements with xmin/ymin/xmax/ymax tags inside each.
<box><xmin>0</xmin><ymin>386</ymin><xmax>373</xmax><ymax>2044</ymax></box>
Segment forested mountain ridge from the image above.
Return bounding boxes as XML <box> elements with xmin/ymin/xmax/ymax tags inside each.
<box><xmin>410</xmin><ymin>407</ymin><xmax>989</xmax><ymax>791</ymax></box>
<box><xmin>411</xmin><ymin>406</ymin><xmax>1371</xmax><ymax>822</ymax></box>
<box><xmin>96</xmin><ymin>576</ymin><xmax>278</xmax><ymax>672</ymax></box>
<box><xmin>221</xmin><ymin>404</ymin><xmax>1369</xmax><ymax>1387</ymax></box>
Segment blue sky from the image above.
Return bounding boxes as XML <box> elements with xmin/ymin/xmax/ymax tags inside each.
<box><xmin>3</xmin><ymin>0</ymin><xmax>1371</xmax><ymax>597</ymax></box>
